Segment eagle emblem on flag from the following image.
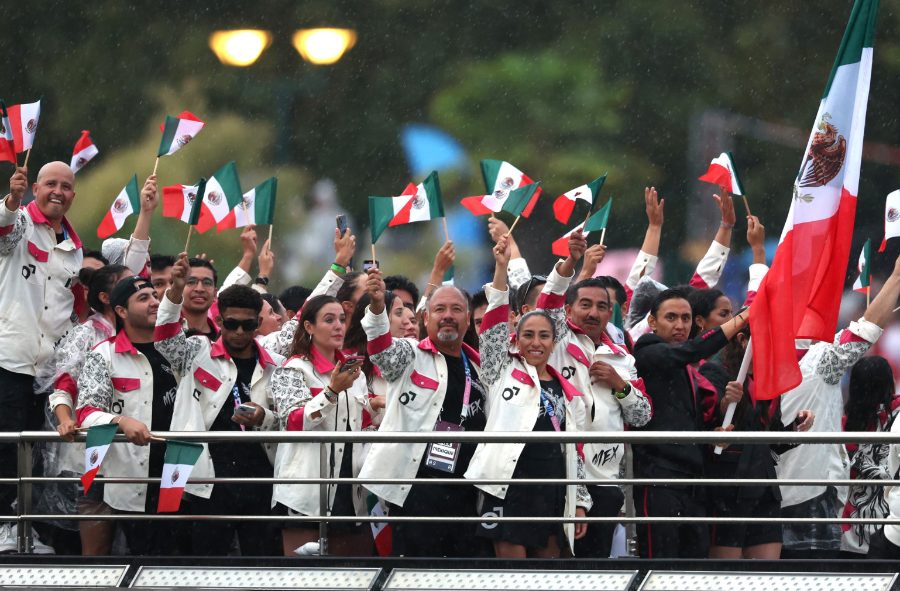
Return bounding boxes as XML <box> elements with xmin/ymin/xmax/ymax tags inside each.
<box><xmin>112</xmin><ymin>198</ymin><xmax>129</xmax><ymax>213</ymax></box>
<box><xmin>25</xmin><ymin>119</ymin><xmax>37</xmax><ymax>134</ymax></box>
<box><xmin>798</xmin><ymin>114</ymin><xmax>846</xmax><ymax>189</ymax></box>
<box><xmin>176</xmin><ymin>134</ymin><xmax>193</xmax><ymax>148</ymax></box>
<box><xmin>412</xmin><ymin>194</ymin><xmax>426</xmax><ymax>210</ymax></box>
<box><xmin>187</xmin><ymin>191</ymin><xmax>196</xmax><ymax>203</ymax></box>
<box><xmin>207</xmin><ymin>191</ymin><xmax>222</xmax><ymax>206</ymax></box>
<box><xmin>171</xmin><ymin>468</ymin><xmax>180</xmax><ymax>484</ymax></box>
<box><xmin>889</xmin><ymin>208</ymin><xmax>900</xmax><ymax>223</ymax></box>
<box><xmin>89</xmin><ymin>449</ymin><xmax>99</xmax><ymax>465</ymax></box>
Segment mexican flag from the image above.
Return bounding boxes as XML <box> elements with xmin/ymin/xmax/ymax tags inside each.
<box><xmin>461</xmin><ymin>159</ymin><xmax>542</xmax><ymax>217</ymax></box>
<box><xmin>6</xmin><ymin>99</ymin><xmax>41</xmax><ymax>153</ymax></box>
<box><xmin>552</xmin><ymin>221</ymin><xmax>587</xmax><ymax>258</ymax></box>
<box><xmin>81</xmin><ymin>424</ymin><xmax>117</xmax><ymax>494</ymax></box>
<box><xmin>0</xmin><ymin>102</ymin><xmax>15</xmax><ymax>164</ymax></box>
<box><xmin>200</xmin><ymin>162</ymin><xmax>244</xmax><ymax>225</ymax></box>
<box><xmin>70</xmin><ymin>130</ymin><xmax>99</xmax><ymax>173</ymax></box>
<box><xmin>97</xmin><ymin>175</ymin><xmax>140</xmax><ymax>239</ymax></box>
<box><xmin>852</xmin><ymin>238</ymin><xmax>872</xmax><ymax>293</ymax></box>
<box><xmin>698</xmin><ymin>152</ymin><xmax>745</xmax><ymax>195</ymax></box>
<box><xmin>750</xmin><ymin>0</ymin><xmax>878</xmax><ymax>400</ymax></box>
<box><xmin>550</xmin><ymin>198</ymin><xmax>612</xmax><ymax>257</ymax></box>
<box><xmin>157</xmin><ymin>111</ymin><xmax>205</xmax><ymax>157</ymax></box>
<box><xmin>584</xmin><ymin>197</ymin><xmax>613</xmax><ymax>232</ymax></box>
<box><xmin>217</xmin><ymin>177</ymin><xmax>278</xmax><ymax>232</ymax></box>
<box><xmin>157</xmin><ymin>440</ymin><xmax>204</xmax><ymax>513</ymax></box>
<box><xmin>442</xmin><ymin>265</ymin><xmax>455</xmax><ymax>286</ymax></box>
<box><xmin>553</xmin><ymin>174</ymin><xmax>607</xmax><ymax>223</ymax></box>
<box><xmin>366</xmin><ymin>492</ymin><xmax>392</xmax><ymax>556</ymax></box>
<box><xmin>500</xmin><ymin>182</ymin><xmax>541</xmax><ymax>217</ymax></box>
<box><xmin>878</xmin><ymin>189</ymin><xmax>899</xmax><ymax>251</ymax></box>
<box><xmin>369</xmin><ymin>171</ymin><xmax>444</xmax><ymax>242</ymax></box>
<box><xmin>162</xmin><ymin>183</ymin><xmax>216</xmax><ymax>233</ymax></box>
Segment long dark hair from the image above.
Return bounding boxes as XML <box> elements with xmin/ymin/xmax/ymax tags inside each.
<box><xmin>85</xmin><ymin>264</ymin><xmax>129</xmax><ymax>315</ymax></box>
<box><xmin>688</xmin><ymin>288</ymin><xmax>726</xmax><ymax>339</ymax></box>
<box><xmin>344</xmin><ymin>291</ymin><xmax>396</xmax><ymax>382</ymax></box>
<box><xmin>845</xmin><ymin>356</ymin><xmax>896</xmax><ymax>432</ymax></box>
<box><xmin>288</xmin><ymin>295</ymin><xmax>341</xmax><ymax>358</ymax></box>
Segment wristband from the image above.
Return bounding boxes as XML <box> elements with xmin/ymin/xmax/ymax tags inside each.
<box><xmin>254</xmin><ymin>276</ymin><xmax>269</xmax><ymax>286</ymax></box>
<box><xmin>720</xmin><ymin>222</ymin><xmax>735</xmax><ymax>229</ymax></box>
<box><xmin>331</xmin><ymin>263</ymin><xmax>346</xmax><ymax>274</ymax></box>
<box><xmin>613</xmin><ymin>384</ymin><xmax>631</xmax><ymax>400</ymax></box>
<box><xmin>324</xmin><ymin>387</ymin><xmax>339</xmax><ymax>403</ymax></box>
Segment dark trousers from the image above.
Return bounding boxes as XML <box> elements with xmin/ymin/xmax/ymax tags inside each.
<box><xmin>389</xmin><ymin>482</ymin><xmax>489</xmax><ymax>558</ymax></box>
<box><xmin>574</xmin><ymin>485</ymin><xmax>624</xmax><ymax>558</ymax></box>
<box><xmin>120</xmin><ymin>488</ymin><xmax>192</xmax><ymax>556</ymax></box>
<box><xmin>634</xmin><ymin>485</ymin><xmax>709</xmax><ymax>558</ymax></box>
<box><xmin>189</xmin><ymin>480</ymin><xmax>277</xmax><ymax>556</ymax></box>
<box><xmin>0</xmin><ymin>368</ymin><xmax>35</xmax><ymax>516</ymax></box>
<box><xmin>867</xmin><ymin>528</ymin><xmax>900</xmax><ymax>559</ymax></box>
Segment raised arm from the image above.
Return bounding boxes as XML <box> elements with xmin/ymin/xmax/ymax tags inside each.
<box><xmin>0</xmin><ymin>167</ymin><xmax>29</xmax><ymax>256</ymax></box>
<box><xmin>478</xmin><ymin>236</ymin><xmax>514</xmax><ymax>386</ymax></box>
<box><xmin>489</xmin><ymin>216</ymin><xmax>531</xmax><ymax>291</ymax></box>
<box><xmin>362</xmin><ymin>267</ymin><xmax>414</xmax><ymax>382</ymax></box>
<box><xmin>420</xmin><ymin>240</ymin><xmax>455</xmax><ymax>307</ymax></box>
<box><xmin>625</xmin><ymin>187</ymin><xmax>664</xmax><ymax>302</ymax></box>
<box><xmin>537</xmin><ymin>230</ymin><xmax>586</xmax><ymax>343</ymax></box>
<box><xmin>154</xmin><ymin>253</ymin><xmax>204</xmax><ymax>376</ymax></box>
<box><xmin>124</xmin><ymin>175</ymin><xmax>158</xmax><ymax>274</ymax></box>
<box><xmin>743</xmin><ymin>215</ymin><xmax>768</xmax><ymax>306</ymax></box>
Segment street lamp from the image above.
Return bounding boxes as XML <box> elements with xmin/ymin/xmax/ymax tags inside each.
<box><xmin>292</xmin><ymin>28</ymin><xmax>357</xmax><ymax>65</ymax></box>
<box><xmin>209</xmin><ymin>30</ymin><xmax>273</xmax><ymax>67</ymax></box>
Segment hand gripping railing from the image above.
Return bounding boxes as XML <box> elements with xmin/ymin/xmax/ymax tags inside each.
<box><xmin>11</xmin><ymin>429</ymin><xmax>900</xmax><ymax>554</ymax></box>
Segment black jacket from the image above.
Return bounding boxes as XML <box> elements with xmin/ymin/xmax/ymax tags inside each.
<box><xmin>632</xmin><ymin>328</ymin><xmax>728</xmax><ymax>478</ymax></box>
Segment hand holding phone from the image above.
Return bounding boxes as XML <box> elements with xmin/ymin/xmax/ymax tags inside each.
<box><xmin>362</xmin><ymin>259</ymin><xmax>379</xmax><ymax>272</ymax></box>
<box><xmin>235</xmin><ymin>403</ymin><xmax>257</xmax><ymax>416</ymax></box>
<box><xmin>336</xmin><ymin>214</ymin><xmax>348</xmax><ymax>236</ymax></box>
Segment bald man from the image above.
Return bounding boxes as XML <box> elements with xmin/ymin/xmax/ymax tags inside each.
<box><xmin>0</xmin><ymin>162</ymin><xmax>83</xmax><ymax>550</ymax></box>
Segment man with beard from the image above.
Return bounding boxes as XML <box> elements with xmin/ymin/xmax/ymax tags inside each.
<box><xmin>359</xmin><ymin>268</ymin><xmax>488</xmax><ymax>557</ymax></box>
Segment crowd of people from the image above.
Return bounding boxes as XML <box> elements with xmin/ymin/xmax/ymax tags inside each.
<box><xmin>2</xmin><ymin>161</ymin><xmax>900</xmax><ymax>561</ymax></box>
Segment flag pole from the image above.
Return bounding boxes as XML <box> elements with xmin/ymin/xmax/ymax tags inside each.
<box><xmin>441</xmin><ymin>217</ymin><xmax>450</xmax><ymax>242</ymax></box>
<box><xmin>22</xmin><ymin>149</ymin><xmax>31</xmax><ymax>170</ymax></box>
<box><xmin>184</xmin><ymin>225</ymin><xmax>194</xmax><ymax>254</ymax></box>
<box><xmin>504</xmin><ymin>216</ymin><xmax>521</xmax><ymax>238</ymax></box>
<box><xmin>741</xmin><ymin>195</ymin><xmax>752</xmax><ymax>217</ymax></box>
<box><xmin>893</xmin><ymin>305</ymin><xmax>900</xmax><ymax>313</ymax></box>
<box><xmin>867</xmin><ymin>287</ymin><xmax>871</xmax><ymax>308</ymax></box>
<box><xmin>371</xmin><ymin>243</ymin><xmax>377</xmax><ymax>266</ymax></box>
<box><xmin>599</xmin><ymin>227</ymin><xmax>607</xmax><ymax>247</ymax></box>
<box><xmin>152</xmin><ymin>157</ymin><xmax>159</xmax><ymax>176</ymax></box>
<box><xmin>150</xmin><ymin>435</ymin><xmax>167</xmax><ymax>443</ymax></box>
<box><xmin>714</xmin><ymin>338</ymin><xmax>752</xmax><ymax>455</ymax></box>
<box><xmin>268</xmin><ymin>224</ymin><xmax>273</xmax><ymax>246</ymax></box>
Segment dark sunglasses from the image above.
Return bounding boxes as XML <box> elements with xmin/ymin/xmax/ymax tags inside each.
<box><xmin>222</xmin><ymin>318</ymin><xmax>260</xmax><ymax>332</ymax></box>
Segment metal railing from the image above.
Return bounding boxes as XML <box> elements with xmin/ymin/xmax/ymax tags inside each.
<box><xmin>10</xmin><ymin>430</ymin><xmax>900</xmax><ymax>554</ymax></box>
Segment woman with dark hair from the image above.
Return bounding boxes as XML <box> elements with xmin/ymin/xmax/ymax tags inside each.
<box><xmin>269</xmin><ymin>294</ymin><xmax>372</xmax><ymax>556</ymax></box>
<box><xmin>43</xmin><ymin>264</ymin><xmax>130</xmax><ymax>556</ymax></box>
<box><xmin>841</xmin><ymin>356</ymin><xmax>898</xmax><ymax>556</ymax></box>
<box><xmin>465</xmin><ymin>235</ymin><xmax>590</xmax><ymax>558</ymax></box>
<box><xmin>688</xmin><ymin>288</ymin><xmax>733</xmax><ymax>340</ymax></box>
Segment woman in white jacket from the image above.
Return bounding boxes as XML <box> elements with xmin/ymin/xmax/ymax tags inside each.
<box><xmin>465</xmin><ymin>235</ymin><xmax>591</xmax><ymax>558</ymax></box>
<box><xmin>269</xmin><ymin>294</ymin><xmax>371</xmax><ymax>556</ymax></box>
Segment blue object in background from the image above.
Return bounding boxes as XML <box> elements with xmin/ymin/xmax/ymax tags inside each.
<box><xmin>401</xmin><ymin>124</ymin><xmax>468</xmax><ymax>177</ymax></box>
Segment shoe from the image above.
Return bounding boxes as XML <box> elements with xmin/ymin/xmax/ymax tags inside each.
<box><xmin>31</xmin><ymin>528</ymin><xmax>55</xmax><ymax>555</ymax></box>
<box><xmin>0</xmin><ymin>524</ymin><xmax>55</xmax><ymax>554</ymax></box>
<box><xmin>293</xmin><ymin>541</ymin><xmax>320</xmax><ymax>556</ymax></box>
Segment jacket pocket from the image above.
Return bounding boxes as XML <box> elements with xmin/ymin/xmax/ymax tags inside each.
<box><xmin>397</xmin><ymin>370</ymin><xmax>438</xmax><ymax>410</ymax></box>
<box><xmin>511</xmin><ymin>368</ymin><xmax>535</xmax><ymax>386</ymax></box>
<box><xmin>409</xmin><ymin>371</ymin><xmax>439</xmax><ymax>390</ymax></box>
<box><xmin>566</xmin><ymin>343</ymin><xmax>591</xmax><ymax>367</ymax></box>
<box><xmin>111</xmin><ymin>377</ymin><xmax>140</xmax><ymax>393</ymax></box>
<box><xmin>193</xmin><ymin>367</ymin><xmax>222</xmax><ymax>391</ymax></box>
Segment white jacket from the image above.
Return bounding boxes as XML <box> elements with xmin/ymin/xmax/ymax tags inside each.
<box><xmin>465</xmin><ymin>284</ymin><xmax>591</xmax><ymax>552</ymax></box>
<box><xmin>269</xmin><ymin>349</ymin><xmax>369</xmax><ymax>517</ymax></box>
<box><xmin>359</xmin><ymin>306</ymin><xmax>483</xmax><ymax>507</ymax></box>
<box><xmin>75</xmin><ymin>332</ymin><xmax>157</xmax><ymax>513</ymax></box>
<box><xmin>0</xmin><ymin>199</ymin><xmax>83</xmax><ymax>376</ymax></box>
<box><xmin>882</xmin><ymin>417</ymin><xmax>900</xmax><ymax>546</ymax></box>
<box><xmin>154</xmin><ymin>294</ymin><xmax>282</xmax><ymax>500</ymax></box>
<box><xmin>538</xmin><ymin>265</ymin><xmax>651</xmax><ymax>481</ymax></box>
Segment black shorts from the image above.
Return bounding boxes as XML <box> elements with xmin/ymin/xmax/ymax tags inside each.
<box><xmin>710</xmin><ymin>485</ymin><xmax>782</xmax><ymax>548</ymax></box>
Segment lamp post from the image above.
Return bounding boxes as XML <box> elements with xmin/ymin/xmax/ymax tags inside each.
<box><xmin>208</xmin><ymin>27</ymin><xmax>357</xmax><ymax>161</ymax></box>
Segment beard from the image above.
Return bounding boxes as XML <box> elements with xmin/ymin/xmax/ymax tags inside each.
<box><xmin>435</xmin><ymin>329</ymin><xmax>459</xmax><ymax>342</ymax></box>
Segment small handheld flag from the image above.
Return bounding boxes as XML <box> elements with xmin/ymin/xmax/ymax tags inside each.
<box><xmin>97</xmin><ymin>175</ymin><xmax>140</xmax><ymax>239</ymax></box>
<box><xmin>199</xmin><ymin>162</ymin><xmax>243</xmax><ymax>226</ymax></box>
<box><xmin>157</xmin><ymin>440</ymin><xmax>204</xmax><ymax>513</ymax></box>
<box><xmin>699</xmin><ymin>152</ymin><xmax>744</xmax><ymax>195</ymax></box>
<box><xmin>879</xmin><ymin>189</ymin><xmax>900</xmax><ymax>252</ymax></box>
<box><xmin>217</xmin><ymin>177</ymin><xmax>277</xmax><ymax>232</ymax></box>
<box><xmin>551</xmin><ymin>221</ymin><xmax>586</xmax><ymax>258</ymax></box>
<box><xmin>7</xmin><ymin>99</ymin><xmax>41</xmax><ymax>154</ymax></box>
<box><xmin>461</xmin><ymin>159</ymin><xmax>542</xmax><ymax>217</ymax></box>
<box><xmin>163</xmin><ymin>183</ymin><xmax>215</xmax><ymax>234</ymax></box>
<box><xmin>81</xmin><ymin>424</ymin><xmax>118</xmax><ymax>494</ymax></box>
<box><xmin>0</xmin><ymin>101</ymin><xmax>15</xmax><ymax>164</ymax></box>
<box><xmin>500</xmin><ymin>182</ymin><xmax>542</xmax><ymax>217</ymax></box>
<box><xmin>184</xmin><ymin>178</ymin><xmax>207</xmax><ymax>253</ymax></box>
<box><xmin>157</xmin><ymin>111</ymin><xmax>205</xmax><ymax>158</ymax></box>
<box><xmin>584</xmin><ymin>197</ymin><xmax>613</xmax><ymax>233</ymax></box>
<box><xmin>853</xmin><ymin>239</ymin><xmax>872</xmax><ymax>295</ymax></box>
<box><xmin>369</xmin><ymin>171</ymin><xmax>445</xmax><ymax>242</ymax></box>
<box><xmin>553</xmin><ymin>174</ymin><xmax>607</xmax><ymax>224</ymax></box>
<box><xmin>70</xmin><ymin>130</ymin><xmax>99</xmax><ymax>173</ymax></box>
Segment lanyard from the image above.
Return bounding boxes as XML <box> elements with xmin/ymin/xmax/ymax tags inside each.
<box><xmin>539</xmin><ymin>387</ymin><xmax>562</xmax><ymax>432</ymax></box>
<box><xmin>231</xmin><ymin>384</ymin><xmax>246</xmax><ymax>432</ymax></box>
<box><xmin>459</xmin><ymin>350</ymin><xmax>472</xmax><ymax>423</ymax></box>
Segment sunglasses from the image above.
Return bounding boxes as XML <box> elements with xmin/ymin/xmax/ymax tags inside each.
<box><xmin>222</xmin><ymin>318</ymin><xmax>260</xmax><ymax>332</ymax></box>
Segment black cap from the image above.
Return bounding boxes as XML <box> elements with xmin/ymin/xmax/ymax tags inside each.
<box><xmin>109</xmin><ymin>276</ymin><xmax>154</xmax><ymax>310</ymax></box>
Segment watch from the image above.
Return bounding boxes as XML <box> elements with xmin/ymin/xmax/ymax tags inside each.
<box><xmin>254</xmin><ymin>276</ymin><xmax>269</xmax><ymax>286</ymax></box>
<box><xmin>613</xmin><ymin>384</ymin><xmax>631</xmax><ymax>400</ymax></box>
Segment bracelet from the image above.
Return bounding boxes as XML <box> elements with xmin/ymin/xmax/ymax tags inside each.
<box><xmin>324</xmin><ymin>387</ymin><xmax>339</xmax><ymax>403</ymax></box>
<box><xmin>254</xmin><ymin>276</ymin><xmax>269</xmax><ymax>286</ymax></box>
<box><xmin>331</xmin><ymin>263</ymin><xmax>346</xmax><ymax>274</ymax></box>
<box><xmin>427</xmin><ymin>282</ymin><xmax>440</xmax><ymax>289</ymax></box>
<box><xmin>613</xmin><ymin>384</ymin><xmax>631</xmax><ymax>400</ymax></box>
<box><xmin>720</xmin><ymin>222</ymin><xmax>735</xmax><ymax>229</ymax></box>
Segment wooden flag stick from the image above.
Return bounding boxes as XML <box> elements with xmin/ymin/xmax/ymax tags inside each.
<box><xmin>893</xmin><ymin>305</ymin><xmax>900</xmax><ymax>313</ymax></box>
<box><xmin>504</xmin><ymin>216</ymin><xmax>521</xmax><ymax>238</ymax></box>
<box><xmin>151</xmin><ymin>157</ymin><xmax>160</xmax><ymax>177</ymax></box>
<box><xmin>267</xmin><ymin>224</ymin><xmax>273</xmax><ymax>246</ymax></box>
<box><xmin>599</xmin><ymin>227</ymin><xmax>607</xmax><ymax>247</ymax></box>
<box><xmin>184</xmin><ymin>225</ymin><xmax>194</xmax><ymax>254</ymax></box>
<box><xmin>741</xmin><ymin>195</ymin><xmax>752</xmax><ymax>217</ymax></box>
<box><xmin>22</xmin><ymin>149</ymin><xmax>31</xmax><ymax>170</ymax></box>
<box><xmin>149</xmin><ymin>435</ymin><xmax>167</xmax><ymax>443</ymax></box>
<box><xmin>441</xmin><ymin>217</ymin><xmax>450</xmax><ymax>242</ymax></box>
<box><xmin>371</xmin><ymin>243</ymin><xmax>377</xmax><ymax>267</ymax></box>
<box><xmin>867</xmin><ymin>287</ymin><xmax>871</xmax><ymax>308</ymax></box>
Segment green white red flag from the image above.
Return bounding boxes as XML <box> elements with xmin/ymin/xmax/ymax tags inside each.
<box><xmin>461</xmin><ymin>159</ymin><xmax>542</xmax><ymax>217</ymax></box>
<box><xmin>162</xmin><ymin>182</ymin><xmax>216</xmax><ymax>233</ymax></box>
<box><xmin>157</xmin><ymin>111</ymin><xmax>205</xmax><ymax>157</ymax></box>
<box><xmin>369</xmin><ymin>171</ymin><xmax>444</xmax><ymax>243</ymax></box>
<box><xmin>70</xmin><ymin>130</ymin><xmax>99</xmax><ymax>173</ymax></box>
<box><xmin>0</xmin><ymin>102</ymin><xmax>15</xmax><ymax>164</ymax></box>
<box><xmin>200</xmin><ymin>162</ymin><xmax>244</xmax><ymax>225</ymax></box>
<box><xmin>7</xmin><ymin>99</ymin><xmax>41</xmax><ymax>153</ymax></box>
<box><xmin>81</xmin><ymin>424</ymin><xmax>117</xmax><ymax>494</ymax></box>
<box><xmin>366</xmin><ymin>492</ymin><xmax>392</xmax><ymax>556</ymax></box>
<box><xmin>553</xmin><ymin>174</ymin><xmax>607</xmax><ymax>223</ymax></box>
<box><xmin>698</xmin><ymin>152</ymin><xmax>745</xmax><ymax>195</ymax></box>
<box><xmin>217</xmin><ymin>177</ymin><xmax>278</xmax><ymax>232</ymax></box>
<box><xmin>97</xmin><ymin>175</ymin><xmax>140</xmax><ymax>239</ymax></box>
<box><xmin>853</xmin><ymin>238</ymin><xmax>872</xmax><ymax>293</ymax></box>
<box><xmin>551</xmin><ymin>198</ymin><xmax>613</xmax><ymax>257</ymax></box>
<box><xmin>499</xmin><ymin>182</ymin><xmax>541</xmax><ymax>217</ymax></box>
<box><xmin>878</xmin><ymin>189</ymin><xmax>899</xmax><ymax>251</ymax></box>
<box><xmin>157</xmin><ymin>440</ymin><xmax>204</xmax><ymax>513</ymax></box>
<box><xmin>750</xmin><ymin>0</ymin><xmax>878</xmax><ymax>400</ymax></box>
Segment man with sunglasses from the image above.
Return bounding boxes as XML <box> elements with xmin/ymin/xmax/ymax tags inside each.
<box><xmin>154</xmin><ymin>253</ymin><xmax>282</xmax><ymax>555</ymax></box>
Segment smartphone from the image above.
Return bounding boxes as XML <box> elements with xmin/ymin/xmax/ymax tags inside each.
<box><xmin>235</xmin><ymin>403</ymin><xmax>256</xmax><ymax>415</ymax></box>
<box><xmin>336</xmin><ymin>214</ymin><xmax>348</xmax><ymax>236</ymax></box>
<box><xmin>362</xmin><ymin>259</ymin><xmax>379</xmax><ymax>272</ymax></box>
<box><xmin>341</xmin><ymin>356</ymin><xmax>366</xmax><ymax>372</ymax></box>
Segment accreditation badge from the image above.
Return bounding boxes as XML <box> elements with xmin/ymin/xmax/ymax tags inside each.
<box><xmin>425</xmin><ymin>420</ymin><xmax>463</xmax><ymax>474</ymax></box>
